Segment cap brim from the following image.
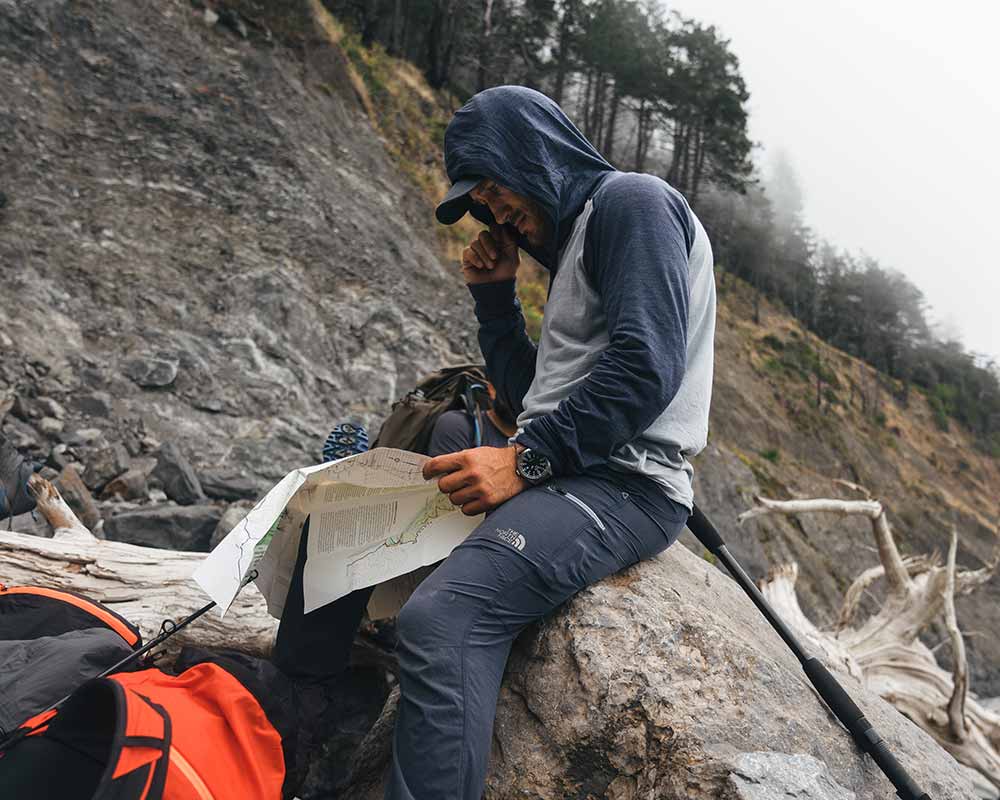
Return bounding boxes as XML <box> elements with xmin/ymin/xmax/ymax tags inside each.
<box><xmin>435</xmin><ymin>177</ymin><xmax>481</xmax><ymax>224</ymax></box>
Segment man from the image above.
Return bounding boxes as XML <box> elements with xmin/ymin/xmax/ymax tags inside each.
<box><xmin>386</xmin><ymin>86</ymin><xmax>716</xmax><ymax>799</ymax></box>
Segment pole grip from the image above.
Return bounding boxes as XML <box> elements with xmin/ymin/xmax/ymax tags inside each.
<box><xmin>687</xmin><ymin>504</ymin><xmax>725</xmax><ymax>553</ymax></box>
<box><xmin>803</xmin><ymin>658</ymin><xmax>929</xmax><ymax>800</ymax></box>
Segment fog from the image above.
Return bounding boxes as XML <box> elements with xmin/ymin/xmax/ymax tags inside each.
<box><xmin>675</xmin><ymin>0</ymin><xmax>1000</xmax><ymax>362</ymax></box>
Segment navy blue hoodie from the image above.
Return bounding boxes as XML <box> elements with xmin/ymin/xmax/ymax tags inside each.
<box><xmin>443</xmin><ymin>87</ymin><xmax>716</xmax><ymax>505</ymax></box>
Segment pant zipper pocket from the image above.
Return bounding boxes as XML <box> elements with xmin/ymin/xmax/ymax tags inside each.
<box><xmin>547</xmin><ymin>485</ymin><xmax>606</xmax><ymax>531</ymax></box>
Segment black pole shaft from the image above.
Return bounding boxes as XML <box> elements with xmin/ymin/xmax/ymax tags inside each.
<box><xmin>687</xmin><ymin>505</ymin><xmax>930</xmax><ymax>800</ymax></box>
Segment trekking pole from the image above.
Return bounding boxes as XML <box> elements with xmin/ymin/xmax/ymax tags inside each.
<box><xmin>0</xmin><ymin>570</ymin><xmax>258</xmax><ymax>752</ymax></box>
<box><xmin>686</xmin><ymin>505</ymin><xmax>930</xmax><ymax>800</ymax></box>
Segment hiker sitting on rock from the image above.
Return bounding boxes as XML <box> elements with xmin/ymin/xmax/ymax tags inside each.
<box><xmin>279</xmin><ymin>85</ymin><xmax>717</xmax><ymax>800</ymax></box>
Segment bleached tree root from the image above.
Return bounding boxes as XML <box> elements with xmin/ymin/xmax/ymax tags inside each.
<box><xmin>1</xmin><ymin>475</ymin><xmax>277</xmax><ymax>659</ymax></box>
<box><xmin>744</xmin><ymin>491</ymin><xmax>1000</xmax><ymax>794</ymax></box>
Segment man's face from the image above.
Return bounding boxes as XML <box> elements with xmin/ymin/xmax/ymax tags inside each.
<box><xmin>468</xmin><ymin>179</ymin><xmax>551</xmax><ymax>248</ymax></box>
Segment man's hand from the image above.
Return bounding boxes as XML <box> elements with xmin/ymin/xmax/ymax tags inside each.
<box><xmin>461</xmin><ymin>224</ymin><xmax>520</xmax><ymax>285</ymax></box>
<box><xmin>423</xmin><ymin>446</ymin><xmax>529</xmax><ymax>516</ymax></box>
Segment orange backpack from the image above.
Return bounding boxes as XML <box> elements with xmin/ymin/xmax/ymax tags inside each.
<box><xmin>17</xmin><ymin>656</ymin><xmax>290</xmax><ymax>800</ymax></box>
<box><xmin>0</xmin><ymin>585</ymin><xmax>301</xmax><ymax>800</ymax></box>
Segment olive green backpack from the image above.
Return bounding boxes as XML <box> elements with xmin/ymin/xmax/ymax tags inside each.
<box><xmin>372</xmin><ymin>364</ymin><xmax>490</xmax><ymax>454</ymax></box>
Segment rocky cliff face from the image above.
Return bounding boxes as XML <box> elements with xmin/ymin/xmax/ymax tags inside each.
<box><xmin>1</xmin><ymin>0</ymin><xmax>475</xmax><ymax>500</ymax></box>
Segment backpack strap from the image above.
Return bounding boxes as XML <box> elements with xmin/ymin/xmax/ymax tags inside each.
<box><xmin>460</xmin><ymin>382</ymin><xmax>489</xmax><ymax>448</ymax></box>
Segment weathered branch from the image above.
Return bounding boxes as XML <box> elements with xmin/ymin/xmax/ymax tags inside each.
<box><xmin>836</xmin><ymin>554</ymin><xmax>933</xmax><ymax>630</ymax></box>
<box><xmin>945</xmin><ymin>529</ymin><xmax>969</xmax><ymax>742</ymax></box>
<box><xmin>751</xmin><ymin>491</ymin><xmax>1000</xmax><ymax>792</ymax></box>
<box><xmin>739</xmin><ymin>494</ymin><xmax>911</xmax><ymax>594</ymax></box>
<box><xmin>27</xmin><ymin>472</ymin><xmax>95</xmax><ymax>541</ymax></box>
<box><xmin>2</xmin><ymin>477</ymin><xmax>276</xmax><ymax>660</ymax></box>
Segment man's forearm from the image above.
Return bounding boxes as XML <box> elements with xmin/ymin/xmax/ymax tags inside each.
<box><xmin>468</xmin><ymin>281</ymin><xmax>537</xmax><ymax>418</ymax></box>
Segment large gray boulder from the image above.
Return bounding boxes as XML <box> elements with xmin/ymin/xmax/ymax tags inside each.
<box><xmin>339</xmin><ymin>544</ymin><xmax>974</xmax><ymax>799</ymax></box>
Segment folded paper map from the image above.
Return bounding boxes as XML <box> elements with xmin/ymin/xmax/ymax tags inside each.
<box><xmin>192</xmin><ymin>448</ymin><xmax>481</xmax><ymax>618</ymax></box>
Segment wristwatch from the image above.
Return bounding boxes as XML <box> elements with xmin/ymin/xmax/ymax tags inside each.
<box><xmin>514</xmin><ymin>446</ymin><xmax>553</xmax><ymax>485</ymax></box>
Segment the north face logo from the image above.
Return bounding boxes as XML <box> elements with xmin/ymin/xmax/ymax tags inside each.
<box><xmin>496</xmin><ymin>527</ymin><xmax>526</xmax><ymax>551</ymax></box>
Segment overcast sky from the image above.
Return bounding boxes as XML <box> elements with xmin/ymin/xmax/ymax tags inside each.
<box><xmin>674</xmin><ymin>0</ymin><xmax>1000</xmax><ymax>362</ymax></box>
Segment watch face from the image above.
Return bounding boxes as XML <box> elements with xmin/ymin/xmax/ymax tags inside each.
<box><xmin>518</xmin><ymin>449</ymin><xmax>551</xmax><ymax>482</ymax></box>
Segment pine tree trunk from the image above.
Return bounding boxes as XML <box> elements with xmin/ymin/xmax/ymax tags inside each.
<box><xmin>634</xmin><ymin>100</ymin><xmax>646</xmax><ymax>170</ymax></box>
<box><xmin>603</xmin><ymin>86</ymin><xmax>620</xmax><ymax>162</ymax></box>
<box><xmin>690</xmin><ymin>126</ymin><xmax>705</xmax><ymax>202</ymax></box>
<box><xmin>552</xmin><ymin>0</ymin><xmax>574</xmax><ymax>105</ymax></box>
<box><xmin>581</xmin><ymin>69</ymin><xmax>593</xmax><ymax>138</ymax></box>
<box><xmin>588</xmin><ymin>71</ymin><xmax>605</xmax><ymax>142</ymax></box>
<box><xmin>389</xmin><ymin>0</ymin><xmax>404</xmax><ymax>55</ymax></box>
<box><xmin>667</xmin><ymin>120</ymin><xmax>684</xmax><ymax>186</ymax></box>
<box><xmin>476</xmin><ymin>0</ymin><xmax>494</xmax><ymax>92</ymax></box>
<box><xmin>440</xmin><ymin>3</ymin><xmax>460</xmax><ymax>90</ymax></box>
<box><xmin>426</xmin><ymin>1</ymin><xmax>446</xmax><ymax>88</ymax></box>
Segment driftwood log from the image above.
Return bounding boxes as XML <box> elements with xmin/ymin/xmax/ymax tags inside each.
<box><xmin>0</xmin><ymin>474</ymin><xmax>277</xmax><ymax>659</ymax></box>
<box><xmin>742</xmin><ymin>482</ymin><xmax>1000</xmax><ymax>796</ymax></box>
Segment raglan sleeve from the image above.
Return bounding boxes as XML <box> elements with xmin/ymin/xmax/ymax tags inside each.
<box><xmin>514</xmin><ymin>176</ymin><xmax>693</xmax><ymax>475</ymax></box>
<box><xmin>467</xmin><ymin>279</ymin><xmax>537</xmax><ymax>419</ymax></box>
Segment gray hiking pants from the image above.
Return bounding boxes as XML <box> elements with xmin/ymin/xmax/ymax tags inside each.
<box><xmin>386</xmin><ymin>468</ymin><xmax>687</xmax><ymax>799</ymax></box>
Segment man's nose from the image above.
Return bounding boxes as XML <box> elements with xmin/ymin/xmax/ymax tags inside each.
<box><xmin>491</xmin><ymin>202</ymin><xmax>510</xmax><ymax>224</ymax></box>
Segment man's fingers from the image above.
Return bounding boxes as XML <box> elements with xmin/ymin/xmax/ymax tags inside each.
<box><xmin>437</xmin><ymin>470</ymin><xmax>472</xmax><ymax>495</ymax></box>
<box><xmin>461</xmin><ymin>246</ymin><xmax>484</xmax><ymax>270</ymax></box>
<box><xmin>478</xmin><ymin>230</ymin><xmax>498</xmax><ymax>260</ymax></box>
<box><xmin>461</xmin><ymin>499</ymin><xmax>489</xmax><ymax>516</ymax></box>
<box><xmin>470</xmin><ymin>239</ymin><xmax>495</xmax><ymax>269</ymax></box>
<box><xmin>447</xmin><ymin>486</ymin><xmax>479</xmax><ymax>507</ymax></box>
<box><xmin>423</xmin><ymin>452</ymin><xmax>465</xmax><ymax>480</ymax></box>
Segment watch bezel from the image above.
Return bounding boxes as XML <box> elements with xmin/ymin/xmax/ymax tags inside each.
<box><xmin>516</xmin><ymin>447</ymin><xmax>552</xmax><ymax>484</ymax></box>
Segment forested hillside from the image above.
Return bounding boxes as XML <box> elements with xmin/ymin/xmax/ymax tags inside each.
<box><xmin>330</xmin><ymin>0</ymin><xmax>1000</xmax><ymax>457</ymax></box>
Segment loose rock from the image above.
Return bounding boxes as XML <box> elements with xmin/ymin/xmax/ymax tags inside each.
<box><xmin>71</xmin><ymin>392</ymin><xmax>114</xmax><ymax>418</ymax></box>
<box><xmin>80</xmin><ymin>443</ymin><xmax>130</xmax><ymax>491</ymax></box>
<box><xmin>103</xmin><ymin>505</ymin><xmax>222</xmax><ymax>551</ymax></box>
<box><xmin>54</xmin><ymin>465</ymin><xmax>101</xmax><ymax>531</ymax></box>
<box><xmin>38</xmin><ymin>416</ymin><xmax>64</xmax><ymax>437</ymax></box>
<box><xmin>63</xmin><ymin>428</ymin><xmax>104</xmax><ymax>447</ymax></box>
<box><xmin>100</xmin><ymin>467</ymin><xmax>150</xmax><ymax>501</ymax></box>
<box><xmin>200</xmin><ymin>469</ymin><xmax>264</xmax><ymax>502</ymax></box>
<box><xmin>209</xmin><ymin>503</ymin><xmax>252</xmax><ymax>550</ymax></box>
<box><xmin>35</xmin><ymin>397</ymin><xmax>66</xmax><ymax>419</ymax></box>
<box><xmin>124</xmin><ymin>357</ymin><xmax>178</xmax><ymax>388</ymax></box>
<box><xmin>152</xmin><ymin>442</ymin><xmax>205</xmax><ymax>505</ymax></box>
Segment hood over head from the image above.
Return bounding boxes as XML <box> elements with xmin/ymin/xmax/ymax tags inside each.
<box><xmin>439</xmin><ymin>86</ymin><xmax>614</xmax><ymax>268</ymax></box>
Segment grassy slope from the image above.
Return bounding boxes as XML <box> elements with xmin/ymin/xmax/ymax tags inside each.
<box><xmin>319</xmin><ymin>18</ymin><xmax>999</xmax><ymax>682</ymax></box>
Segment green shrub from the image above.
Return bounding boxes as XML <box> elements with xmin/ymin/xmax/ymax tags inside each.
<box><xmin>760</xmin><ymin>448</ymin><xmax>780</xmax><ymax>463</ymax></box>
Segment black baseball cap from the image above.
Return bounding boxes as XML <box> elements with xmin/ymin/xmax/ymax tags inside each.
<box><xmin>435</xmin><ymin>177</ymin><xmax>482</xmax><ymax>224</ymax></box>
